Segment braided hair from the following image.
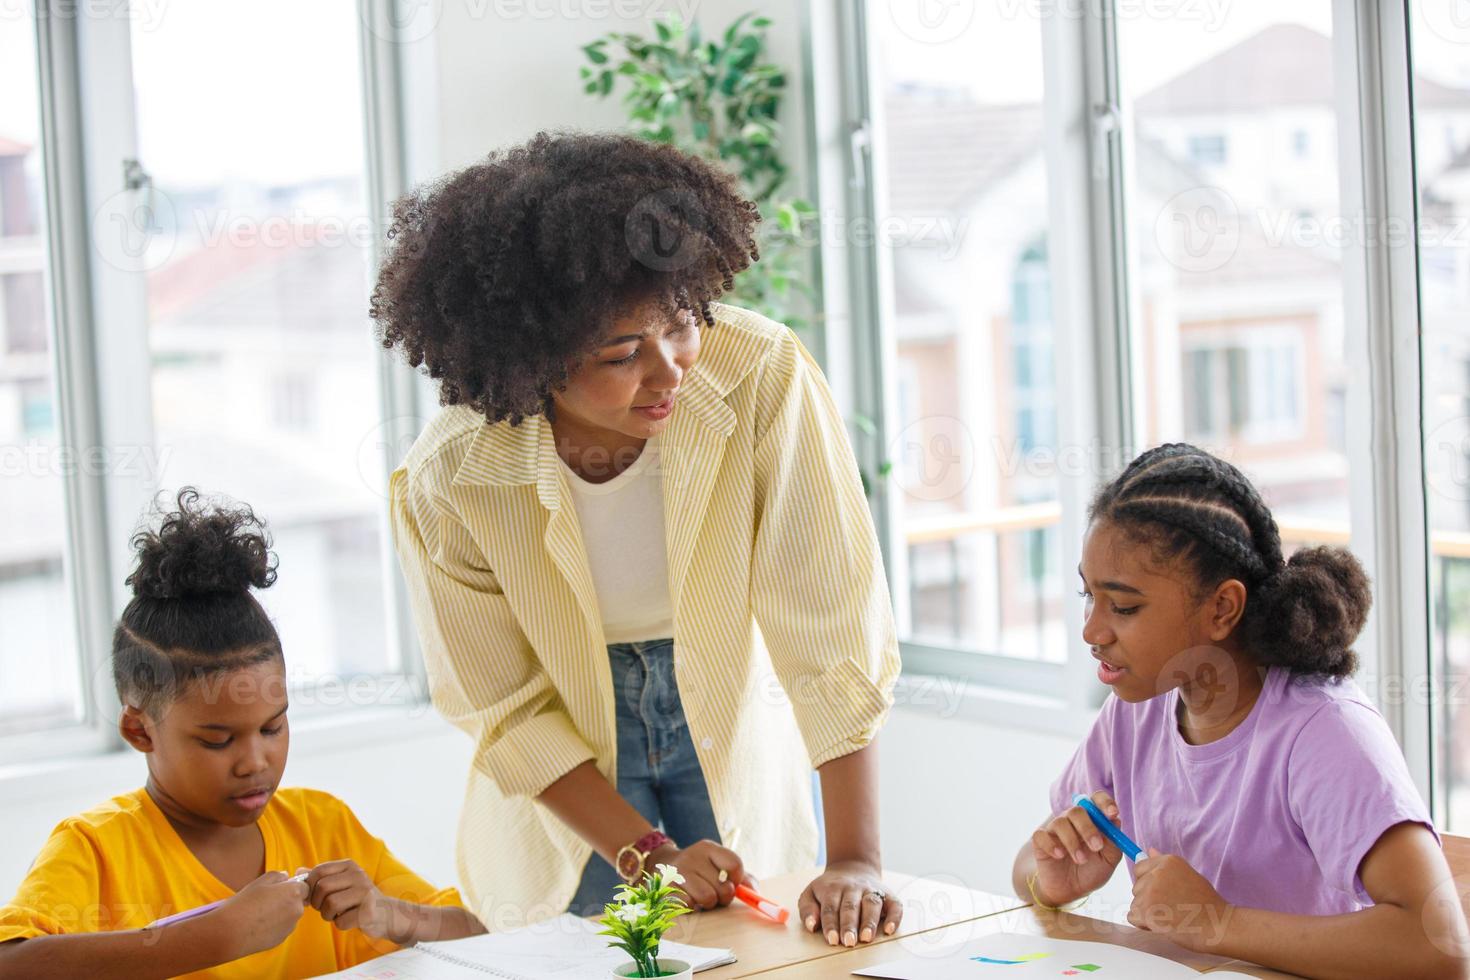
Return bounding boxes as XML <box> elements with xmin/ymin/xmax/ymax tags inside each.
<box><xmin>113</xmin><ymin>488</ymin><xmax>283</xmax><ymax>716</ymax></box>
<box><xmin>1090</xmin><ymin>444</ymin><xmax>1370</xmax><ymax>679</ymax></box>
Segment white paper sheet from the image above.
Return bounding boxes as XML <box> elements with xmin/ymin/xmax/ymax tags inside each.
<box><xmin>851</xmin><ymin>932</ymin><xmax>1259</xmax><ymax>980</ymax></box>
<box><xmin>313</xmin><ymin>913</ymin><xmax>735</xmax><ymax>979</ymax></box>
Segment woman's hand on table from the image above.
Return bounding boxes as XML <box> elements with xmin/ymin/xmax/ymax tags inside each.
<box><xmin>798</xmin><ymin>860</ymin><xmax>903</xmax><ymax>947</ymax></box>
<box><xmin>647</xmin><ymin>840</ymin><xmax>750</xmax><ymax>911</ymax></box>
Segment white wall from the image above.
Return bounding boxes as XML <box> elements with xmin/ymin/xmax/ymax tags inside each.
<box><xmin>401</xmin><ymin>0</ymin><xmax>812</xmax><ymax>189</ymax></box>
<box><xmin>879</xmin><ymin>701</ymin><xmax>1136</xmax><ymax>923</ymax></box>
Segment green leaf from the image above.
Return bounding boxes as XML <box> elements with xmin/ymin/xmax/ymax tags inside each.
<box><xmin>741</xmin><ymin>122</ymin><xmax>771</xmax><ymax>146</ymax></box>
<box><xmin>582</xmin><ymin>42</ymin><xmax>608</xmax><ymax>64</ymax></box>
<box><xmin>776</xmin><ymin>203</ymin><xmax>797</xmax><ymax>233</ymax></box>
<box><xmin>851</xmin><ymin>414</ymin><xmax>878</xmax><ymax>436</ymax></box>
<box><xmin>751</xmin><ymin>15</ymin><xmax>770</xmax><ymax>29</ymax></box>
<box><xmin>599</xmin><ymin>70</ymin><xmax>614</xmax><ymax>96</ymax></box>
<box><xmin>654</xmin><ymin>19</ymin><xmax>672</xmax><ymax>42</ymax></box>
<box><xmin>722</xmin><ymin>11</ymin><xmax>754</xmax><ymax>46</ymax></box>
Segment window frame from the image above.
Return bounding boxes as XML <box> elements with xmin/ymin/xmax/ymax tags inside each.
<box><xmin>824</xmin><ymin>1</ymin><xmax>1126</xmax><ymax>724</ymax></box>
<box><xmin>0</xmin><ymin>0</ymin><xmax>429</xmax><ymax>769</ymax></box>
<box><xmin>828</xmin><ymin>0</ymin><xmax>1438</xmax><ymax>785</ymax></box>
<box><xmin>1332</xmin><ymin>0</ymin><xmax>1434</xmax><ymax>808</ymax></box>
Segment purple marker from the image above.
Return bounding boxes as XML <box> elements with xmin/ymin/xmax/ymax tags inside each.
<box><xmin>144</xmin><ymin>872</ymin><xmax>309</xmax><ymax>929</ymax></box>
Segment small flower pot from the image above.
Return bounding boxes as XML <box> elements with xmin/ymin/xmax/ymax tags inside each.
<box><xmin>611</xmin><ymin>958</ymin><xmax>693</xmax><ymax>979</ymax></box>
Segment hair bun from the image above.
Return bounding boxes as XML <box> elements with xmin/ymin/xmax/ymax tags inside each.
<box><xmin>1256</xmin><ymin>546</ymin><xmax>1371</xmax><ymax>678</ymax></box>
<box><xmin>125</xmin><ymin>488</ymin><xmax>277</xmax><ymax>600</ymax></box>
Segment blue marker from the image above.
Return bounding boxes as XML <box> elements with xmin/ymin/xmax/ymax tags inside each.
<box><xmin>1072</xmin><ymin>793</ymin><xmax>1145</xmax><ymax>863</ymax></box>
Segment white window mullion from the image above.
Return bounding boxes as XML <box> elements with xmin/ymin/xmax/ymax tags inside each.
<box><xmin>35</xmin><ymin>5</ymin><xmax>151</xmax><ymax>756</ymax></box>
<box><xmin>73</xmin><ymin>6</ymin><xmax>156</xmax><ymax>603</ymax></box>
<box><xmin>827</xmin><ymin>0</ymin><xmax>900</xmax><ymax>603</ymax></box>
<box><xmin>1088</xmin><ymin>2</ymin><xmax>1144</xmax><ymax>460</ymax></box>
<box><xmin>359</xmin><ymin>0</ymin><xmax>429</xmax><ymax>688</ymax></box>
<box><xmin>1333</xmin><ymin>0</ymin><xmax>1433</xmax><ymax>806</ymax></box>
<box><xmin>1047</xmin><ymin>3</ymin><xmax>1119</xmax><ymax>715</ymax></box>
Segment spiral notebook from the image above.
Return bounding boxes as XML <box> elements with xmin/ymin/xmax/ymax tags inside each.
<box><xmin>314</xmin><ymin>913</ymin><xmax>737</xmax><ymax>979</ymax></box>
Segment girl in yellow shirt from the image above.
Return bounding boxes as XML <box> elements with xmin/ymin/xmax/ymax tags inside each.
<box><xmin>0</xmin><ymin>489</ymin><xmax>484</xmax><ymax>979</ymax></box>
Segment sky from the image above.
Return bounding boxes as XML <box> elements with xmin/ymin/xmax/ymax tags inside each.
<box><xmin>0</xmin><ymin>1</ymin><xmax>365</xmax><ymax>188</ymax></box>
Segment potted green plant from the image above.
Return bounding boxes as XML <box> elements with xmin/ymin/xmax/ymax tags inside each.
<box><xmin>599</xmin><ymin>863</ymin><xmax>694</xmax><ymax>979</ymax></box>
<box><xmin>579</xmin><ymin>11</ymin><xmax>816</xmax><ymax>334</ymax></box>
<box><xmin>579</xmin><ymin>11</ymin><xmax>892</xmax><ymax>494</ymax></box>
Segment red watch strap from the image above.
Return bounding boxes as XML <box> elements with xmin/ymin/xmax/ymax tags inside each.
<box><xmin>617</xmin><ymin>830</ymin><xmax>675</xmax><ymax>884</ymax></box>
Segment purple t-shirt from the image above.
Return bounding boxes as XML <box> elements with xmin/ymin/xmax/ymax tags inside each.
<box><xmin>1049</xmin><ymin>665</ymin><xmax>1435</xmax><ymax>915</ymax></box>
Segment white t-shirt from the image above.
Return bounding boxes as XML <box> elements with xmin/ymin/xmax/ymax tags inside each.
<box><xmin>561</xmin><ymin>435</ymin><xmax>675</xmax><ymax>644</ymax></box>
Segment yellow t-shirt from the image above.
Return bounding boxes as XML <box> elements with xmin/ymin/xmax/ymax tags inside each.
<box><xmin>0</xmin><ymin>786</ymin><xmax>464</xmax><ymax>979</ymax></box>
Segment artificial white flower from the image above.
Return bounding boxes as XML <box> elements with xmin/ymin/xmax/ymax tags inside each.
<box><xmin>614</xmin><ymin>902</ymin><xmax>650</xmax><ymax>924</ymax></box>
<box><xmin>654</xmin><ymin>863</ymin><xmax>685</xmax><ymax>885</ymax></box>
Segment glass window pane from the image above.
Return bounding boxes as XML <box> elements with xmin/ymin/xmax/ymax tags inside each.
<box><xmin>1122</xmin><ymin>6</ymin><xmax>1353</xmax><ymax>558</ymax></box>
<box><xmin>0</xmin><ymin>12</ymin><xmax>83</xmax><ymax>735</ymax></box>
<box><xmin>872</xmin><ymin>6</ymin><xmax>1065</xmax><ymax>660</ymax></box>
<box><xmin>1411</xmin><ymin>2</ymin><xmax>1470</xmax><ymax>831</ymax></box>
<box><xmin>128</xmin><ymin>2</ymin><xmax>396</xmax><ymax>688</ymax></box>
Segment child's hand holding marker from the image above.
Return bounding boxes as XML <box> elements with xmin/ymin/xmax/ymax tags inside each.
<box><xmin>1028</xmin><ymin>790</ymin><xmax>1129</xmax><ymax>908</ymax></box>
<box><xmin>216</xmin><ymin>870</ymin><xmax>310</xmax><ymax>960</ymax></box>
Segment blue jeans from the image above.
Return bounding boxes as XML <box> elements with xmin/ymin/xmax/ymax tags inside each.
<box><xmin>566</xmin><ymin>638</ymin><xmax>826</xmax><ymax>916</ymax></box>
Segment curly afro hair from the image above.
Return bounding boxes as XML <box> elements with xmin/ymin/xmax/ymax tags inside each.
<box><xmin>114</xmin><ymin>488</ymin><xmax>283</xmax><ymax>715</ymax></box>
<box><xmin>1090</xmin><ymin>444</ymin><xmax>1372</xmax><ymax>679</ymax></box>
<box><xmin>370</xmin><ymin>130</ymin><xmax>763</xmax><ymax>425</ymax></box>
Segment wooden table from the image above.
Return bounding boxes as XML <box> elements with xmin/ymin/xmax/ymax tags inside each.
<box><xmin>644</xmin><ymin>870</ymin><xmax>1302</xmax><ymax>978</ymax></box>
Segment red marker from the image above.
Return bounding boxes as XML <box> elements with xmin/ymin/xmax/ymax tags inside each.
<box><xmin>734</xmin><ymin>883</ymin><xmax>790</xmax><ymax>924</ymax></box>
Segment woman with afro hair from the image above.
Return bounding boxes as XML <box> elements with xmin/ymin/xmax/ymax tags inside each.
<box><xmin>376</xmin><ymin>131</ymin><xmax>903</xmax><ymax>944</ymax></box>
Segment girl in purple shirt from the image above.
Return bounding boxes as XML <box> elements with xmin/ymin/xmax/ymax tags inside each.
<box><xmin>1012</xmin><ymin>443</ymin><xmax>1469</xmax><ymax>978</ymax></box>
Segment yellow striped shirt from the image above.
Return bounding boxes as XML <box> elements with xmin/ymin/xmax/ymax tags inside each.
<box><xmin>388</xmin><ymin>302</ymin><xmax>901</xmax><ymax>924</ymax></box>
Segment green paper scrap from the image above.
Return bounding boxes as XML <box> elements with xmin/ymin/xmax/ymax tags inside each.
<box><xmin>1070</xmin><ymin>966</ymin><xmax>1102</xmax><ymax>973</ymax></box>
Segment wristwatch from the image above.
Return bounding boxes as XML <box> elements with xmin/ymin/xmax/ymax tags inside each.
<box><xmin>616</xmin><ymin>830</ymin><xmax>674</xmax><ymax>884</ymax></box>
